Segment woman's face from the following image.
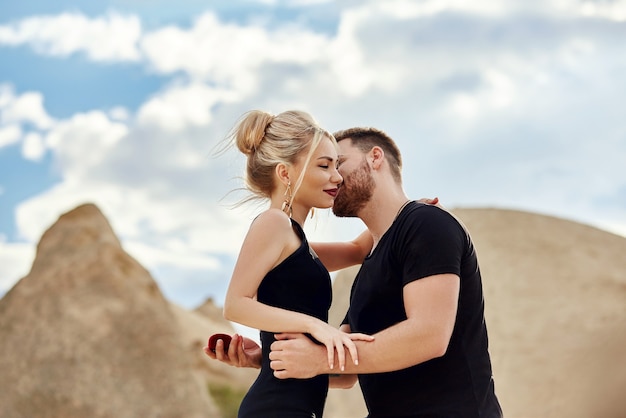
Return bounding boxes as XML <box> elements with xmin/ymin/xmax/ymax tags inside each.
<box><xmin>292</xmin><ymin>136</ymin><xmax>343</xmax><ymax>210</ymax></box>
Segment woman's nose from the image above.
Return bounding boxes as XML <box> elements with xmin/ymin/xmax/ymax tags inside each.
<box><xmin>332</xmin><ymin>169</ymin><xmax>343</xmax><ymax>184</ymax></box>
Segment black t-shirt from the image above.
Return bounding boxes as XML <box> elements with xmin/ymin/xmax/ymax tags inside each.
<box><xmin>346</xmin><ymin>202</ymin><xmax>502</xmax><ymax>418</ymax></box>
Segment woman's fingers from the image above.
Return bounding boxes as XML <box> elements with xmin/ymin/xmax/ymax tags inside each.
<box><xmin>325</xmin><ymin>342</ymin><xmax>335</xmax><ymax>370</ymax></box>
<box><xmin>345</xmin><ymin>339</ymin><xmax>359</xmax><ymax>366</ymax></box>
<box><xmin>336</xmin><ymin>339</ymin><xmax>346</xmax><ymax>371</ymax></box>
<box><xmin>349</xmin><ymin>333</ymin><xmax>375</xmax><ymax>341</ymax></box>
<box><xmin>318</xmin><ymin>328</ymin><xmax>375</xmax><ymax>371</ymax></box>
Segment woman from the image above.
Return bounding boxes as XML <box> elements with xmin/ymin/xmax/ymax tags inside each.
<box><xmin>218</xmin><ymin>110</ymin><xmax>374</xmax><ymax>417</ymax></box>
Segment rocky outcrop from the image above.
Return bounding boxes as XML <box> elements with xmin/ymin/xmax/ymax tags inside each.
<box><xmin>454</xmin><ymin>208</ymin><xmax>626</xmax><ymax>418</ymax></box>
<box><xmin>0</xmin><ymin>203</ymin><xmax>219</xmax><ymax>418</ymax></box>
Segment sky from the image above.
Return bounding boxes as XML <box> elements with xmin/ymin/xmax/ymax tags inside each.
<box><xmin>1</xmin><ymin>0</ymin><xmax>626</xmax><ymax>315</ymax></box>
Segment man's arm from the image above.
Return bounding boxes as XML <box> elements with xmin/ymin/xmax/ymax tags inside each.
<box><xmin>270</xmin><ymin>273</ymin><xmax>459</xmax><ymax>378</ymax></box>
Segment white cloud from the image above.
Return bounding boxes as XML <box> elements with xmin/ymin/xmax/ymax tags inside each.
<box><xmin>580</xmin><ymin>0</ymin><xmax>626</xmax><ymax>21</ymax></box>
<box><xmin>45</xmin><ymin>110</ymin><xmax>128</xmax><ymax>177</ymax></box>
<box><xmin>0</xmin><ymin>124</ymin><xmax>21</xmax><ymax>148</ymax></box>
<box><xmin>136</xmin><ymin>82</ymin><xmax>240</xmax><ymax>133</ymax></box>
<box><xmin>0</xmin><ymin>11</ymin><xmax>142</xmax><ymax>61</ymax></box>
<box><xmin>288</xmin><ymin>0</ymin><xmax>333</xmax><ymax>5</ymax></box>
<box><xmin>140</xmin><ymin>12</ymin><xmax>329</xmax><ymax>90</ymax></box>
<box><xmin>0</xmin><ymin>84</ymin><xmax>14</xmax><ymax>107</ymax></box>
<box><xmin>375</xmin><ymin>0</ymin><xmax>506</xmax><ymax>19</ymax></box>
<box><xmin>22</xmin><ymin>132</ymin><xmax>46</xmax><ymax>161</ymax></box>
<box><xmin>0</xmin><ymin>90</ymin><xmax>55</xmax><ymax>129</ymax></box>
<box><xmin>123</xmin><ymin>239</ymin><xmax>221</xmax><ymax>271</ymax></box>
<box><xmin>359</xmin><ymin>0</ymin><xmax>626</xmax><ymax>20</ymax></box>
<box><xmin>109</xmin><ymin>106</ymin><xmax>130</xmax><ymax>121</ymax></box>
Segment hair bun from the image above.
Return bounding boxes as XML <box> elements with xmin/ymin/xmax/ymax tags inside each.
<box><xmin>235</xmin><ymin>110</ymin><xmax>274</xmax><ymax>155</ymax></box>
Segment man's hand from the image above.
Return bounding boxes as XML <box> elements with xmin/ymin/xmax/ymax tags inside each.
<box><xmin>203</xmin><ymin>333</ymin><xmax>262</xmax><ymax>369</ymax></box>
<box><xmin>269</xmin><ymin>333</ymin><xmax>328</xmax><ymax>379</ymax></box>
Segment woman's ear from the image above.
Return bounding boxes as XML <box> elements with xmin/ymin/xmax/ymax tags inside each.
<box><xmin>275</xmin><ymin>163</ymin><xmax>291</xmax><ymax>186</ymax></box>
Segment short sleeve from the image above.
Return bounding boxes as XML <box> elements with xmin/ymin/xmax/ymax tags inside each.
<box><xmin>396</xmin><ymin>206</ymin><xmax>466</xmax><ymax>287</ymax></box>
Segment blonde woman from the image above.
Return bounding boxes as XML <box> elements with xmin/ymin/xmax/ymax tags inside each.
<box><xmin>214</xmin><ymin>110</ymin><xmax>373</xmax><ymax>417</ymax></box>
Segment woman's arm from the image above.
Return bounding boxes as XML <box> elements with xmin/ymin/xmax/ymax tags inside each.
<box><xmin>312</xmin><ymin>199</ymin><xmax>440</xmax><ymax>272</ymax></box>
<box><xmin>223</xmin><ymin>209</ymin><xmax>371</xmax><ymax>370</ymax></box>
<box><xmin>223</xmin><ymin>210</ymin><xmax>317</xmax><ymax>333</ymax></box>
<box><xmin>311</xmin><ymin>229</ymin><xmax>373</xmax><ymax>272</ymax></box>
<box><xmin>329</xmin><ymin>324</ymin><xmax>358</xmax><ymax>388</ymax></box>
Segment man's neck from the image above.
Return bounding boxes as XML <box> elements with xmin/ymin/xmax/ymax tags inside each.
<box><xmin>359</xmin><ymin>188</ymin><xmax>410</xmax><ymax>247</ymax></box>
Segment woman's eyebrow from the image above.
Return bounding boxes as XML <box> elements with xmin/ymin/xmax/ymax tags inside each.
<box><xmin>317</xmin><ymin>156</ymin><xmax>337</xmax><ymax>161</ymax></box>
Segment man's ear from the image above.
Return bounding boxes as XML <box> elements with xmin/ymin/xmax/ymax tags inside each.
<box><xmin>369</xmin><ymin>146</ymin><xmax>385</xmax><ymax>170</ymax></box>
<box><xmin>275</xmin><ymin>163</ymin><xmax>291</xmax><ymax>186</ymax></box>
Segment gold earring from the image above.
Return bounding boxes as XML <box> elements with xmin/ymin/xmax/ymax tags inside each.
<box><xmin>281</xmin><ymin>181</ymin><xmax>292</xmax><ymax>217</ymax></box>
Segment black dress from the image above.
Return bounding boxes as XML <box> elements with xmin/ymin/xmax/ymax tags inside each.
<box><xmin>238</xmin><ymin>219</ymin><xmax>332</xmax><ymax>418</ymax></box>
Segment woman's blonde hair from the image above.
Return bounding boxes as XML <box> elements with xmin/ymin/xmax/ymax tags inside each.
<box><xmin>228</xmin><ymin>109</ymin><xmax>334</xmax><ymax>212</ymax></box>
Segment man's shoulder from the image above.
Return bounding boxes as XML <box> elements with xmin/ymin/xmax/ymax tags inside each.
<box><xmin>406</xmin><ymin>202</ymin><xmax>469</xmax><ymax>239</ymax></box>
<box><xmin>409</xmin><ymin>201</ymin><xmax>457</xmax><ymax>222</ymax></box>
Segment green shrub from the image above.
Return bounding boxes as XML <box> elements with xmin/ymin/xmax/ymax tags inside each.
<box><xmin>208</xmin><ymin>383</ymin><xmax>247</xmax><ymax>418</ymax></box>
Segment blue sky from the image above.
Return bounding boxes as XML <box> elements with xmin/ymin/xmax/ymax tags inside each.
<box><xmin>2</xmin><ymin>0</ymin><xmax>626</xmax><ymax>314</ymax></box>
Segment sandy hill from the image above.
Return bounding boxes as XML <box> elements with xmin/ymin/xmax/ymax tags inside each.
<box><xmin>0</xmin><ymin>204</ymin><xmax>624</xmax><ymax>418</ymax></box>
<box><xmin>453</xmin><ymin>208</ymin><xmax>626</xmax><ymax>418</ymax></box>
<box><xmin>326</xmin><ymin>207</ymin><xmax>626</xmax><ymax>418</ymax></box>
<box><xmin>0</xmin><ymin>204</ymin><xmax>256</xmax><ymax>418</ymax></box>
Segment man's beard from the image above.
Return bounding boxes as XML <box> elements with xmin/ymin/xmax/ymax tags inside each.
<box><xmin>333</xmin><ymin>159</ymin><xmax>375</xmax><ymax>218</ymax></box>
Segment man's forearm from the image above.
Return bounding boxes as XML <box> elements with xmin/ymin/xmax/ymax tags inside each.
<box><xmin>327</xmin><ymin>319</ymin><xmax>449</xmax><ymax>375</ymax></box>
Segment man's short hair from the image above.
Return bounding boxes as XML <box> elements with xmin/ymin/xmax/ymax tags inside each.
<box><xmin>333</xmin><ymin>127</ymin><xmax>402</xmax><ymax>182</ymax></box>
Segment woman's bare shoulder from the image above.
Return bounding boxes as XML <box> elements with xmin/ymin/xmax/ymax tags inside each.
<box><xmin>250</xmin><ymin>208</ymin><xmax>292</xmax><ymax>233</ymax></box>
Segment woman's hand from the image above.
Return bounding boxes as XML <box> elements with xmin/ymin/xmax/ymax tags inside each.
<box><xmin>203</xmin><ymin>333</ymin><xmax>262</xmax><ymax>369</ymax></box>
<box><xmin>418</xmin><ymin>196</ymin><xmax>442</xmax><ymax>207</ymax></box>
<box><xmin>308</xmin><ymin>321</ymin><xmax>374</xmax><ymax>371</ymax></box>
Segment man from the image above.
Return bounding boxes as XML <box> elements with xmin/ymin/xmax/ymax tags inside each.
<box><xmin>207</xmin><ymin>127</ymin><xmax>502</xmax><ymax>417</ymax></box>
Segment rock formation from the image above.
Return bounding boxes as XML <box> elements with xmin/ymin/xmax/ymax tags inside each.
<box><xmin>0</xmin><ymin>203</ymin><xmax>220</xmax><ymax>418</ymax></box>
<box><xmin>455</xmin><ymin>208</ymin><xmax>626</xmax><ymax>418</ymax></box>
